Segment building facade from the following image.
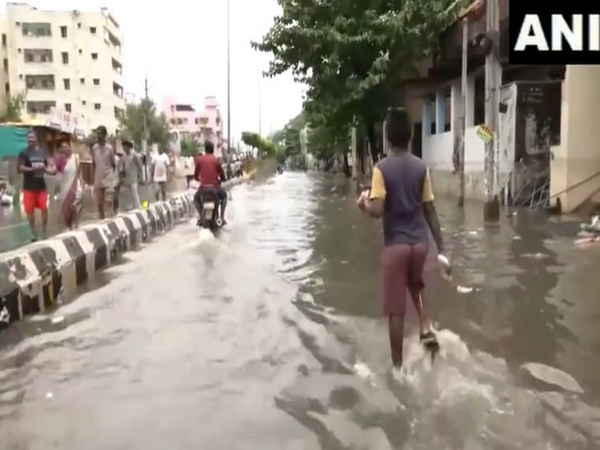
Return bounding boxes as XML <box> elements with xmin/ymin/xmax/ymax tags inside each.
<box><xmin>162</xmin><ymin>95</ymin><xmax>223</xmax><ymax>157</ymax></box>
<box><xmin>0</xmin><ymin>3</ymin><xmax>125</xmax><ymax>135</ymax></box>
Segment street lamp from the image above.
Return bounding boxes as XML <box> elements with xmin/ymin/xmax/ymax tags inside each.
<box><xmin>226</xmin><ymin>0</ymin><xmax>231</xmax><ymax>158</ymax></box>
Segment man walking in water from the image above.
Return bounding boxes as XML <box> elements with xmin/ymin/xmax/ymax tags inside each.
<box><xmin>117</xmin><ymin>140</ymin><xmax>142</xmax><ymax>210</ymax></box>
<box><xmin>92</xmin><ymin>126</ymin><xmax>116</xmax><ymax>219</ymax></box>
<box><xmin>357</xmin><ymin>108</ymin><xmax>449</xmax><ymax>368</ymax></box>
<box><xmin>18</xmin><ymin>131</ymin><xmax>56</xmax><ymax>240</ymax></box>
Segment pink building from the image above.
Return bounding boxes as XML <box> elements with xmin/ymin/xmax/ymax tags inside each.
<box><xmin>162</xmin><ymin>95</ymin><xmax>223</xmax><ymax>156</ymax></box>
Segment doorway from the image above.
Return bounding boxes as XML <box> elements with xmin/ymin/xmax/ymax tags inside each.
<box><xmin>412</xmin><ymin>122</ymin><xmax>422</xmax><ymax>158</ymax></box>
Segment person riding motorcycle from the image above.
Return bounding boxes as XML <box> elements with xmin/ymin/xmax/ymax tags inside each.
<box><xmin>193</xmin><ymin>141</ymin><xmax>228</xmax><ymax>225</ymax></box>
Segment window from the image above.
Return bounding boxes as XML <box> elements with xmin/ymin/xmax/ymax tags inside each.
<box><xmin>3</xmin><ymin>59</ymin><xmax>7</xmax><ymax>71</ymax></box>
<box><xmin>474</xmin><ymin>78</ymin><xmax>485</xmax><ymax>125</ymax></box>
<box><xmin>17</xmin><ymin>48</ymin><xmax>21</xmax><ymax>53</ymax></box>
<box><xmin>428</xmin><ymin>96</ymin><xmax>436</xmax><ymax>135</ymax></box>
<box><xmin>90</xmin><ymin>27</ymin><xmax>96</xmax><ymax>34</ymax></box>
<box><xmin>78</xmin><ymin>49</ymin><xmax>82</xmax><ymax>54</ymax></box>
<box><xmin>41</xmin><ymin>79</ymin><xmax>49</xmax><ymax>88</ymax></box>
<box><xmin>77</xmin><ymin>23</ymin><xmax>81</xmax><ymax>28</ymax></box>
<box><xmin>61</xmin><ymin>52</ymin><xmax>68</xmax><ymax>64</ymax></box>
<box><xmin>194</xmin><ymin>118</ymin><xmax>199</xmax><ymax>124</ymax></box>
<box><xmin>80</xmin><ymin>78</ymin><xmax>84</xmax><ymax>84</ymax></box>
<box><xmin>93</xmin><ymin>78</ymin><xmax>99</xmax><ymax>85</ymax></box>
<box><xmin>25</xmin><ymin>52</ymin><xmax>33</xmax><ymax>62</ymax></box>
<box><xmin>63</xmin><ymin>78</ymin><xmax>70</xmax><ymax>90</ymax></box>
<box><xmin>1</xmin><ymin>34</ymin><xmax>6</xmax><ymax>46</ymax></box>
<box><xmin>65</xmin><ymin>103</ymin><xmax>71</xmax><ymax>112</ymax></box>
<box><xmin>15</xmin><ymin>22</ymin><xmax>20</xmax><ymax>26</ymax></box>
<box><xmin>94</xmin><ymin>103</ymin><xmax>101</xmax><ymax>110</ymax></box>
<box><xmin>60</xmin><ymin>26</ymin><xmax>67</xmax><ymax>38</ymax></box>
<box><xmin>443</xmin><ymin>89</ymin><xmax>451</xmax><ymax>132</ymax></box>
<box><xmin>81</xmin><ymin>100</ymin><xmax>86</xmax><ymax>105</ymax></box>
<box><xmin>91</xmin><ymin>53</ymin><xmax>98</xmax><ymax>60</ymax></box>
<box><xmin>5</xmin><ymin>83</ymin><xmax>9</xmax><ymax>94</ymax></box>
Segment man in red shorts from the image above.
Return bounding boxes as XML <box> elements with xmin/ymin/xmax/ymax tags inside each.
<box><xmin>357</xmin><ymin>108</ymin><xmax>449</xmax><ymax>368</ymax></box>
<box><xmin>18</xmin><ymin>131</ymin><xmax>56</xmax><ymax>241</ymax></box>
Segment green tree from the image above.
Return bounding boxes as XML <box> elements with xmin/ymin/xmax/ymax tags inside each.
<box><xmin>180</xmin><ymin>138</ymin><xmax>201</xmax><ymax>157</ymax></box>
<box><xmin>254</xmin><ymin>0</ymin><xmax>462</xmax><ymax>164</ymax></box>
<box><xmin>241</xmin><ymin>131</ymin><xmax>278</xmax><ymax>158</ymax></box>
<box><xmin>0</xmin><ymin>92</ymin><xmax>26</xmax><ymax>122</ymax></box>
<box><xmin>119</xmin><ymin>98</ymin><xmax>170</xmax><ymax>148</ymax></box>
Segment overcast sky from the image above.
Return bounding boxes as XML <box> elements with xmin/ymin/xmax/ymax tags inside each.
<box><xmin>0</xmin><ymin>0</ymin><xmax>304</xmax><ymax>140</ymax></box>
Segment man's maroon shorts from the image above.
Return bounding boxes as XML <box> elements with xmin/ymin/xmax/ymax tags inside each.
<box><xmin>381</xmin><ymin>243</ymin><xmax>428</xmax><ymax>316</ymax></box>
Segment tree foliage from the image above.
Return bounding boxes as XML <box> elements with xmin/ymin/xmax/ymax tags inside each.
<box><xmin>180</xmin><ymin>138</ymin><xmax>202</xmax><ymax>157</ymax></box>
<box><xmin>241</xmin><ymin>131</ymin><xmax>278</xmax><ymax>158</ymax></box>
<box><xmin>253</xmin><ymin>0</ymin><xmax>462</xmax><ymax>162</ymax></box>
<box><xmin>0</xmin><ymin>92</ymin><xmax>26</xmax><ymax>122</ymax></box>
<box><xmin>119</xmin><ymin>98</ymin><xmax>170</xmax><ymax>148</ymax></box>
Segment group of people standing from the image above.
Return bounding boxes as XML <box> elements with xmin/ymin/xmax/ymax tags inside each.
<box><xmin>18</xmin><ymin>125</ymin><xmax>173</xmax><ymax>241</ymax></box>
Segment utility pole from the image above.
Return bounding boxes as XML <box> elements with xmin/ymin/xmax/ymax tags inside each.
<box><xmin>458</xmin><ymin>18</ymin><xmax>468</xmax><ymax>207</ymax></box>
<box><xmin>226</xmin><ymin>0</ymin><xmax>231</xmax><ymax>158</ymax></box>
<box><xmin>258</xmin><ymin>75</ymin><xmax>262</xmax><ymax>135</ymax></box>
<box><xmin>142</xmin><ymin>75</ymin><xmax>151</xmax><ymax>157</ymax></box>
<box><xmin>483</xmin><ymin>0</ymin><xmax>501</xmax><ymax>221</ymax></box>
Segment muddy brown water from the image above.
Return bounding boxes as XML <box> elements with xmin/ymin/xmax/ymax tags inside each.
<box><xmin>0</xmin><ymin>172</ymin><xmax>598</xmax><ymax>449</ymax></box>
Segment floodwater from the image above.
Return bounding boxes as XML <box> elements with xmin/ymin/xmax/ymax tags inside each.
<box><xmin>0</xmin><ymin>172</ymin><xmax>599</xmax><ymax>449</ymax></box>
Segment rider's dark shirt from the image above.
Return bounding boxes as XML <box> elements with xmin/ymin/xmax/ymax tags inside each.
<box><xmin>194</xmin><ymin>154</ymin><xmax>225</xmax><ymax>187</ymax></box>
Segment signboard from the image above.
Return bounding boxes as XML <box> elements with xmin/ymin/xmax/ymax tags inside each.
<box><xmin>46</xmin><ymin>109</ymin><xmax>85</xmax><ymax>136</ymax></box>
<box><xmin>476</xmin><ymin>124</ymin><xmax>493</xmax><ymax>143</ymax></box>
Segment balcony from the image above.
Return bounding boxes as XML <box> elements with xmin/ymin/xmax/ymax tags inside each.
<box><xmin>24</xmin><ymin>49</ymin><xmax>52</xmax><ymax>63</ymax></box>
<box><xmin>103</xmin><ymin>28</ymin><xmax>122</xmax><ymax>54</ymax></box>
<box><xmin>26</xmin><ymin>101</ymin><xmax>56</xmax><ymax>115</ymax></box>
<box><xmin>21</xmin><ymin>23</ymin><xmax>51</xmax><ymax>38</ymax></box>
<box><xmin>25</xmin><ymin>74</ymin><xmax>55</xmax><ymax>90</ymax></box>
<box><xmin>111</xmin><ymin>57</ymin><xmax>122</xmax><ymax>75</ymax></box>
<box><xmin>112</xmin><ymin>81</ymin><xmax>123</xmax><ymax>98</ymax></box>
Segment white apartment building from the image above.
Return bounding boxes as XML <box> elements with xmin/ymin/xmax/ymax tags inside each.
<box><xmin>0</xmin><ymin>3</ymin><xmax>125</xmax><ymax>135</ymax></box>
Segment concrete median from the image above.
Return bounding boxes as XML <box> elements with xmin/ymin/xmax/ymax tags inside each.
<box><xmin>0</xmin><ymin>176</ymin><xmax>247</xmax><ymax>332</ymax></box>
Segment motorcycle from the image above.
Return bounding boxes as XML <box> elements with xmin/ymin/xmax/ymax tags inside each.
<box><xmin>196</xmin><ymin>189</ymin><xmax>223</xmax><ymax>232</ymax></box>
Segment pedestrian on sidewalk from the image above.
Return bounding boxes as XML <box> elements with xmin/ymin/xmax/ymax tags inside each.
<box><xmin>151</xmin><ymin>147</ymin><xmax>169</xmax><ymax>201</ymax></box>
<box><xmin>113</xmin><ymin>152</ymin><xmax>121</xmax><ymax>214</ymax></box>
<box><xmin>184</xmin><ymin>156</ymin><xmax>194</xmax><ymax>188</ymax></box>
<box><xmin>117</xmin><ymin>140</ymin><xmax>142</xmax><ymax>211</ymax></box>
<box><xmin>18</xmin><ymin>131</ymin><xmax>57</xmax><ymax>241</ymax></box>
<box><xmin>356</xmin><ymin>108</ymin><xmax>449</xmax><ymax>369</ymax></box>
<box><xmin>92</xmin><ymin>126</ymin><xmax>116</xmax><ymax>219</ymax></box>
<box><xmin>55</xmin><ymin>140</ymin><xmax>83</xmax><ymax>230</ymax></box>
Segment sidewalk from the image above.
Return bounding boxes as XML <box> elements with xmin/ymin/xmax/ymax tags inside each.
<box><xmin>0</xmin><ymin>177</ymin><xmax>188</xmax><ymax>254</ymax></box>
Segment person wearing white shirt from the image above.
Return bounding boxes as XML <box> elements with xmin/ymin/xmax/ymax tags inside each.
<box><xmin>151</xmin><ymin>148</ymin><xmax>170</xmax><ymax>201</ymax></box>
<box><xmin>184</xmin><ymin>156</ymin><xmax>195</xmax><ymax>188</ymax></box>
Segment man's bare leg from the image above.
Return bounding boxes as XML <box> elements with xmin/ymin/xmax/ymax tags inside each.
<box><xmin>41</xmin><ymin>208</ymin><xmax>48</xmax><ymax>238</ymax></box>
<box><xmin>27</xmin><ymin>213</ymin><xmax>37</xmax><ymax>240</ymax></box>
<box><xmin>408</xmin><ymin>287</ymin><xmax>431</xmax><ymax>336</ymax></box>
<box><xmin>388</xmin><ymin>315</ymin><xmax>405</xmax><ymax>367</ymax></box>
<box><xmin>96</xmin><ymin>188</ymin><xmax>105</xmax><ymax>219</ymax></box>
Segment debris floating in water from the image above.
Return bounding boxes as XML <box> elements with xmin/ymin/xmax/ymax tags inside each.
<box><xmin>51</xmin><ymin>316</ymin><xmax>64</xmax><ymax>324</ymax></box>
<box><xmin>46</xmin><ymin>392</ymin><xmax>53</xmax><ymax>399</ymax></box>
<box><xmin>457</xmin><ymin>285</ymin><xmax>473</xmax><ymax>293</ymax></box>
<box><xmin>522</xmin><ymin>362</ymin><xmax>583</xmax><ymax>393</ymax></box>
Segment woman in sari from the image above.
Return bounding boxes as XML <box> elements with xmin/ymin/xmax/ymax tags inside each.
<box><xmin>55</xmin><ymin>141</ymin><xmax>83</xmax><ymax>229</ymax></box>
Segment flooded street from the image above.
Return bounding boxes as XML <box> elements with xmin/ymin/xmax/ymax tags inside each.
<box><xmin>0</xmin><ymin>171</ymin><xmax>599</xmax><ymax>449</ymax></box>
